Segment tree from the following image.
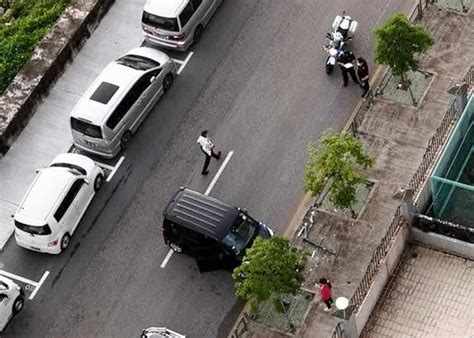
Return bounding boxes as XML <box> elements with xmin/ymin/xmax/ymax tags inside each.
<box><xmin>304</xmin><ymin>130</ymin><xmax>373</xmax><ymax>214</ymax></box>
<box><xmin>375</xmin><ymin>13</ymin><xmax>434</xmax><ymax>89</ymax></box>
<box><xmin>232</xmin><ymin>237</ymin><xmax>307</xmax><ymax>314</ymax></box>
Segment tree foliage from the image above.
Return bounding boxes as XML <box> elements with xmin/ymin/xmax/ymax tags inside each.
<box><xmin>0</xmin><ymin>0</ymin><xmax>70</xmax><ymax>93</ymax></box>
<box><xmin>232</xmin><ymin>237</ymin><xmax>307</xmax><ymax>313</ymax></box>
<box><xmin>304</xmin><ymin>130</ymin><xmax>373</xmax><ymax>210</ymax></box>
<box><xmin>374</xmin><ymin>13</ymin><xmax>433</xmax><ymax>87</ymax></box>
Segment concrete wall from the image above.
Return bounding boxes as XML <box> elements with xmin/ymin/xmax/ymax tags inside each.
<box><xmin>414</xmin><ymin>176</ymin><xmax>432</xmax><ymax>213</ymax></box>
<box><xmin>411</xmin><ymin>227</ymin><xmax>474</xmax><ymax>259</ymax></box>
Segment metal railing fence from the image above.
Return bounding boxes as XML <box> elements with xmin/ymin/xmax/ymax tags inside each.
<box><xmin>349</xmin><ymin>206</ymin><xmax>404</xmax><ymax>312</ymax></box>
<box><xmin>408</xmin><ymin>65</ymin><xmax>473</xmax><ymax>195</ymax></box>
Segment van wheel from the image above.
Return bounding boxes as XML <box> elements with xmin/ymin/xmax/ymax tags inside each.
<box><xmin>193</xmin><ymin>25</ymin><xmax>203</xmax><ymax>44</ymax></box>
<box><xmin>61</xmin><ymin>233</ymin><xmax>71</xmax><ymax>251</ymax></box>
<box><xmin>169</xmin><ymin>242</ymin><xmax>183</xmax><ymax>253</ymax></box>
<box><xmin>94</xmin><ymin>174</ymin><xmax>104</xmax><ymax>192</ymax></box>
<box><xmin>12</xmin><ymin>296</ymin><xmax>24</xmax><ymax>315</ymax></box>
<box><xmin>163</xmin><ymin>73</ymin><xmax>174</xmax><ymax>92</ymax></box>
<box><xmin>120</xmin><ymin>131</ymin><xmax>132</xmax><ymax>150</ymax></box>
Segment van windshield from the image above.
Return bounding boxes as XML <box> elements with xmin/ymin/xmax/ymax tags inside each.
<box><xmin>116</xmin><ymin>55</ymin><xmax>160</xmax><ymax>71</ymax></box>
<box><xmin>222</xmin><ymin>214</ymin><xmax>257</xmax><ymax>255</ymax></box>
<box><xmin>71</xmin><ymin>117</ymin><xmax>103</xmax><ymax>139</ymax></box>
<box><xmin>142</xmin><ymin>11</ymin><xmax>179</xmax><ymax>32</ymax></box>
<box><xmin>14</xmin><ymin>220</ymin><xmax>52</xmax><ymax>235</ymax></box>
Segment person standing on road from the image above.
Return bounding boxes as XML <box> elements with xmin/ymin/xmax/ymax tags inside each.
<box><xmin>357</xmin><ymin>57</ymin><xmax>370</xmax><ymax>97</ymax></box>
<box><xmin>337</xmin><ymin>50</ymin><xmax>358</xmax><ymax>87</ymax></box>
<box><xmin>317</xmin><ymin>278</ymin><xmax>334</xmax><ymax>312</ymax></box>
<box><xmin>197</xmin><ymin>130</ymin><xmax>221</xmax><ymax>175</ymax></box>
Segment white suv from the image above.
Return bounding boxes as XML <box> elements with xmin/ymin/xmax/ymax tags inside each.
<box><xmin>0</xmin><ymin>276</ymin><xmax>24</xmax><ymax>332</ymax></box>
<box><xmin>14</xmin><ymin>153</ymin><xmax>104</xmax><ymax>254</ymax></box>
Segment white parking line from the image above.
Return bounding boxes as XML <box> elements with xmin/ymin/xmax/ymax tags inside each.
<box><xmin>176</xmin><ymin>52</ymin><xmax>194</xmax><ymax>75</ymax></box>
<box><xmin>160</xmin><ymin>150</ymin><xmax>234</xmax><ymax>269</ymax></box>
<box><xmin>0</xmin><ymin>270</ymin><xmax>38</xmax><ymax>286</ymax></box>
<box><xmin>29</xmin><ymin>271</ymin><xmax>49</xmax><ymax>300</ymax></box>
<box><xmin>0</xmin><ymin>270</ymin><xmax>50</xmax><ymax>300</ymax></box>
<box><xmin>205</xmin><ymin>151</ymin><xmax>234</xmax><ymax>196</ymax></box>
<box><xmin>160</xmin><ymin>249</ymin><xmax>174</xmax><ymax>268</ymax></box>
<box><xmin>106</xmin><ymin>156</ymin><xmax>125</xmax><ymax>182</ymax></box>
<box><xmin>94</xmin><ymin>161</ymin><xmax>114</xmax><ymax>171</ymax></box>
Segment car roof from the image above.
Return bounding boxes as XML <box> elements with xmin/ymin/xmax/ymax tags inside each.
<box><xmin>163</xmin><ymin>188</ymin><xmax>239</xmax><ymax>241</ymax></box>
<box><xmin>144</xmin><ymin>0</ymin><xmax>188</xmax><ymax>18</ymax></box>
<box><xmin>70</xmin><ymin>62</ymin><xmax>141</xmax><ymax>126</ymax></box>
<box><xmin>16</xmin><ymin>168</ymin><xmax>74</xmax><ymax>222</ymax></box>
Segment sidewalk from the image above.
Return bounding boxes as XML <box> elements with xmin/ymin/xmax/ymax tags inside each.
<box><xmin>240</xmin><ymin>5</ymin><xmax>474</xmax><ymax>337</ymax></box>
<box><xmin>0</xmin><ymin>0</ymin><xmax>145</xmax><ymax>249</ymax></box>
<box><xmin>362</xmin><ymin>244</ymin><xmax>474</xmax><ymax>337</ymax></box>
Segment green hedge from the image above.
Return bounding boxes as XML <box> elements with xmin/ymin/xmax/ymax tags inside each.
<box><xmin>0</xmin><ymin>0</ymin><xmax>70</xmax><ymax>93</ymax></box>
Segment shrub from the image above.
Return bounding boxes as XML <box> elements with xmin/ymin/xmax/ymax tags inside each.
<box><xmin>0</xmin><ymin>0</ymin><xmax>70</xmax><ymax>93</ymax></box>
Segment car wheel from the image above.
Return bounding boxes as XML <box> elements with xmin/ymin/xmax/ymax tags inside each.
<box><xmin>193</xmin><ymin>25</ymin><xmax>203</xmax><ymax>44</ymax></box>
<box><xmin>169</xmin><ymin>242</ymin><xmax>183</xmax><ymax>253</ymax></box>
<box><xmin>163</xmin><ymin>73</ymin><xmax>174</xmax><ymax>92</ymax></box>
<box><xmin>94</xmin><ymin>174</ymin><xmax>104</xmax><ymax>192</ymax></box>
<box><xmin>120</xmin><ymin>131</ymin><xmax>132</xmax><ymax>150</ymax></box>
<box><xmin>12</xmin><ymin>296</ymin><xmax>24</xmax><ymax>315</ymax></box>
<box><xmin>61</xmin><ymin>233</ymin><xmax>71</xmax><ymax>252</ymax></box>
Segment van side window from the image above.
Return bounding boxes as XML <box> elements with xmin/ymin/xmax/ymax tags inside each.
<box><xmin>192</xmin><ymin>0</ymin><xmax>202</xmax><ymax>8</ymax></box>
<box><xmin>54</xmin><ymin>179</ymin><xmax>84</xmax><ymax>222</ymax></box>
<box><xmin>106</xmin><ymin>75</ymin><xmax>151</xmax><ymax>129</ymax></box>
<box><xmin>179</xmin><ymin>3</ymin><xmax>195</xmax><ymax>28</ymax></box>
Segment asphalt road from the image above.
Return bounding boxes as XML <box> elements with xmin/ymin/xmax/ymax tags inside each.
<box><xmin>1</xmin><ymin>0</ymin><xmax>413</xmax><ymax>336</ymax></box>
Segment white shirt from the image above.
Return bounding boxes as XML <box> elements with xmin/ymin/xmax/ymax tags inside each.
<box><xmin>197</xmin><ymin>135</ymin><xmax>213</xmax><ymax>156</ymax></box>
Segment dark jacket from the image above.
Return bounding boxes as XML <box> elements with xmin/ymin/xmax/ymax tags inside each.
<box><xmin>357</xmin><ymin>63</ymin><xmax>369</xmax><ymax>82</ymax></box>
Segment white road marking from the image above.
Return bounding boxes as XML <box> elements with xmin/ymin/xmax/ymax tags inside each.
<box><xmin>205</xmin><ymin>151</ymin><xmax>234</xmax><ymax>196</ymax></box>
<box><xmin>106</xmin><ymin>156</ymin><xmax>125</xmax><ymax>182</ymax></box>
<box><xmin>0</xmin><ymin>270</ymin><xmax>38</xmax><ymax>286</ymax></box>
<box><xmin>29</xmin><ymin>271</ymin><xmax>49</xmax><ymax>300</ymax></box>
<box><xmin>0</xmin><ymin>269</ymin><xmax>50</xmax><ymax>300</ymax></box>
<box><xmin>160</xmin><ymin>249</ymin><xmax>174</xmax><ymax>268</ymax></box>
<box><xmin>176</xmin><ymin>52</ymin><xmax>194</xmax><ymax>75</ymax></box>
<box><xmin>94</xmin><ymin>161</ymin><xmax>114</xmax><ymax>171</ymax></box>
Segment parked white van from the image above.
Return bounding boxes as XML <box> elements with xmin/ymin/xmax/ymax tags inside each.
<box><xmin>14</xmin><ymin>153</ymin><xmax>104</xmax><ymax>254</ymax></box>
<box><xmin>0</xmin><ymin>276</ymin><xmax>24</xmax><ymax>332</ymax></box>
<box><xmin>70</xmin><ymin>47</ymin><xmax>176</xmax><ymax>158</ymax></box>
<box><xmin>142</xmin><ymin>0</ymin><xmax>222</xmax><ymax>51</ymax></box>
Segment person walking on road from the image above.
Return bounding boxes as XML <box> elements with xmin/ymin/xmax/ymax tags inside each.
<box><xmin>357</xmin><ymin>57</ymin><xmax>370</xmax><ymax>97</ymax></box>
<box><xmin>317</xmin><ymin>278</ymin><xmax>334</xmax><ymax>312</ymax></box>
<box><xmin>337</xmin><ymin>50</ymin><xmax>358</xmax><ymax>87</ymax></box>
<box><xmin>197</xmin><ymin>130</ymin><xmax>221</xmax><ymax>175</ymax></box>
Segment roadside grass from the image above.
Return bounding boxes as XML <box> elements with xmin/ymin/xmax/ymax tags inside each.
<box><xmin>0</xmin><ymin>0</ymin><xmax>70</xmax><ymax>93</ymax></box>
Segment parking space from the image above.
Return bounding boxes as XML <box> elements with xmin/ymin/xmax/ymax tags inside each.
<box><xmin>0</xmin><ymin>267</ymin><xmax>49</xmax><ymax>301</ymax></box>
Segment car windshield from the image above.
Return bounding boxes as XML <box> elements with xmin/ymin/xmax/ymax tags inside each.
<box><xmin>70</xmin><ymin>117</ymin><xmax>103</xmax><ymax>139</ymax></box>
<box><xmin>222</xmin><ymin>213</ymin><xmax>257</xmax><ymax>255</ymax></box>
<box><xmin>49</xmin><ymin>162</ymin><xmax>87</xmax><ymax>175</ymax></box>
<box><xmin>116</xmin><ymin>54</ymin><xmax>160</xmax><ymax>71</ymax></box>
<box><xmin>142</xmin><ymin>11</ymin><xmax>179</xmax><ymax>32</ymax></box>
<box><xmin>14</xmin><ymin>220</ymin><xmax>52</xmax><ymax>236</ymax></box>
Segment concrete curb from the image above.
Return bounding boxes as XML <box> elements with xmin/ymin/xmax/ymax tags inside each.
<box><xmin>0</xmin><ymin>0</ymin><xmax>115</xmax><ymax>155</ymax></box>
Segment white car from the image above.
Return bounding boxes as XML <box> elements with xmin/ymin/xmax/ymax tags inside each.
<box><xmin>14</xmin><ymin>153</ymin><xmax>104</xmax><ymax>254</ymax></box>
<box><xmin>0</xmin><ymin>276</ymin><xmax>24</xmax><ymax>332</ymax></box>
<box><xmin>70</xmin><ymin>47</ymin><xmax>177</xmax><ymax>158</ymax></box>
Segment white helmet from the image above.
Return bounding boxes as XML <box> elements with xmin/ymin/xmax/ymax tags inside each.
<box><xmin>333</xmin><ymin>32</ymin><xmax>343</xmax><ymax>42</ymax></box>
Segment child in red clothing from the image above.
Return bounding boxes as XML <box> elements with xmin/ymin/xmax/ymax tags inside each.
<box><xmin>317</xmin><ymin>278</ymin><xmax>334</xmax><ymax>312</ymax></box>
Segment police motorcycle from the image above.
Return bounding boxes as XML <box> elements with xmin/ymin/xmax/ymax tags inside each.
<box><xmin>323</xmin><ymin>11</ymin><xmax>358</xmax><ymax>74</ymax></box>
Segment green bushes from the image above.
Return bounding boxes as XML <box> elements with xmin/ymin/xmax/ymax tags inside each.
<box><xmin>0</xmin><ymin>0</ymin><xmax>70</xmax><ymax>93</ymax></box>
